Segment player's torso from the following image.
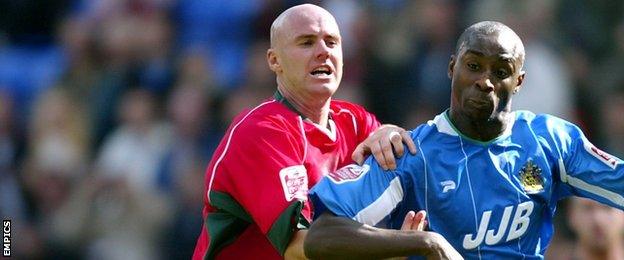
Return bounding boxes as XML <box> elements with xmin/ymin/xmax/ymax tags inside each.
<box><xmin>410</xmin><ymin>124</ymin><xmax>558</xmax><ymax>259</ymax></box>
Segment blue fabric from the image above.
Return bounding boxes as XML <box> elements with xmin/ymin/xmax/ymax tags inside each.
<box><xmin>310</xmin><ymin>110</ymin><xmax>624</xmax><ymax>259</ymax></box>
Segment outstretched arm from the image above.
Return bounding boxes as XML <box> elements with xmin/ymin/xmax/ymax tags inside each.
<box><xmin>304</xmin><ymin>212</ymin><xmax>462</xmax><ymax>259</ymax></box>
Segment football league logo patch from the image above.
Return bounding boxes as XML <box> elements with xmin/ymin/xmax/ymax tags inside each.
<box><xmin>584</xmin><ymin>142</ymin><xmax>619</xmax><ymax>169</ymax></box>
<box><xmin>519</xmin><ymin>160</ymin><xmax>544</xmax><ymax>194</ymax></box>
<box><xmin>279</xmin><ymin>165</ymin><xmax>308</xmax><ymax>201</ymax></box>
<box><xmin>327</xmin><ymin>164</ymin><xmax>370</xmax><ymax>184</ymax></box>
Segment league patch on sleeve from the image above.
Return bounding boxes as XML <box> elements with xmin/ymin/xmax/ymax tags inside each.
<box><xmin>327</xmin><ymin>164</ymin><xmax>370</xmax><ymax>184</ymax></box>
<box><xmin>279</xmin><ymin>165</ymin><xmax>308</xmax><ymax>201</ymax></box>
<box><xmin>584</xmin><ymin>142</ymin><xmax>619</xmax><ymax>169</ymax></box>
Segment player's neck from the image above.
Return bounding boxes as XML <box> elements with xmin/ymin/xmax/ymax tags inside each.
<box><xmin>448</xmin><ymin>109</ymin><xmax>512</xmax><ymax>142</ymax></box>
<box><xmin>277</xmin><ymin>85</ymin><xmax>331</xmax><ymax>128</ymax></box>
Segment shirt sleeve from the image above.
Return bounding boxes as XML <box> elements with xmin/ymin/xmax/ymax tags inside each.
<box><xmin>310</xmin><ymin>154</ymin><xmax>410</xmax><ymax>226</ymax></box>
<box><xmin>213</xmin><ymin>119</ymin><xmax>309</xmax><ymax>254</ymax></box>
<box><xmin>549</xmin><ymin>118</ymin><xmax>624</xmax><ymax>208</ymax></box>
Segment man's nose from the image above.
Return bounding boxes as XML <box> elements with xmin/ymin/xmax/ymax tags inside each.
<box><xmin>315</xmin><ymin>41</ymin><xmax>331</xmax><ymax>60</ymax></box>
<box><xmin>475</xmin><ymin>74</ymin><xmax>495</xmax><ymax>92</ymax></box>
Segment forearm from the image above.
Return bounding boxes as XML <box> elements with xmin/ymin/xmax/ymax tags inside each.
<box><xmin>284</xmin><ymin>230</ymin><xmax>307</xmax><ymax>260</ymax></box>
<box><xmin>304</xmin><ymin>213</ymin><xmax>436</xmax><ymax>259</ymax></box>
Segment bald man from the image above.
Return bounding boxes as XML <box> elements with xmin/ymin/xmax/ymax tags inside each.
<box><xmin>192</xmin><ymin>4</ymin><xmax>415</xmax><ymax>259</ymax></box>
<box><xmin>305</xmin><ymin>21</ymin><xmax>624</xmax><ymax>259</ymax></box>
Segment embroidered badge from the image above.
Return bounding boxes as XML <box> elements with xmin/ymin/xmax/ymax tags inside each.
<box><xmin>519</xmin><ymin>160</ymin><xmax>544</xmax><ymax>194</ymax></box>
<box><xmin>327</xmin><ymin>164</ymin><xmax>370</xmax><ymax>184</ymax></box>
<box><xmin>279</xmin><ymin>165</ymin><xmax>308</xmax><ymax>201</ymax></box>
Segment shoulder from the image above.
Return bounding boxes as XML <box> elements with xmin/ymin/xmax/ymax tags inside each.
<box><xmin>227</xmin><ymin>100</ymin><xmax>304</xmax><ymax>142</ymax></box>
<box><xmin>514</xmin><ymin>110</ymin><xmax>582</xmax><ymax>138</ymax></box>
<box><xmin>330</xmin><ymin>99</ymin><xmax>373</xmax><ymax>117</ymax></box>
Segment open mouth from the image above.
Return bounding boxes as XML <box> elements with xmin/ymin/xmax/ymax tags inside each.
<box><xmin>310</xmin><ymin>66</ymin><xmax>333</xmax><ymax>76</ymax></box>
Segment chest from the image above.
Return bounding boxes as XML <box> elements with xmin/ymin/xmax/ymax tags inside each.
<box><xmin>411</xmin><ymin>138</ymin><xmax>557</xmax><ymax>251</ymax></box>
<box><xmin>303</xmin><ymin>117</ymin><xmax>361</xmax><ymax>186</ymax></box>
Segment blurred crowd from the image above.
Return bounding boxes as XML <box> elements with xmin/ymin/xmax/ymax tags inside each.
<box><xmin>1</xmin><ymin>0</ymin><xmax>623</xmax><ymax>259</ymax></box>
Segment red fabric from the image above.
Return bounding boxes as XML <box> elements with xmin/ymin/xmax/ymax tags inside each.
<box><xmin>193</xmin><ymin>99</ymin><xmax>379</xmax><ymax>259</ymax></box>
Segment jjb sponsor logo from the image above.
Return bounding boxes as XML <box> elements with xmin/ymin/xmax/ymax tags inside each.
<box><xmin>463</xmin><ymin>201</ymin><xmax>534</xmax><ymax>250</ymax></box>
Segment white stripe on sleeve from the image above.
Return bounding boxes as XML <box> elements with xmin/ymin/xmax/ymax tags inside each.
<box><xmin>353</xmin><ymin>177</ymin><xmax>404</xmax><ymax>226</ymax></box>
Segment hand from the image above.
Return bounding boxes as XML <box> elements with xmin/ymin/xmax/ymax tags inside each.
<box><xmin>352</xmin><ymin>124</ymin><xmax>417</xmax><ymax>170</ymax></box>
<box><xmin>387</xmin><ymin>211</ymin><xmax>429</xmax><ymax>260</ymax></box>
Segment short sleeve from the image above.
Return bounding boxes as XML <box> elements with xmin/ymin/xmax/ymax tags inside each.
<box><xmin>310</xmin><ymin>156</ymin><xmax>408</xmax><ymax>226</ymax></box>
<box><xmin>211</xmin><ymin>118</ymin><xmax>308</xmax><ymax>254</ymax></box>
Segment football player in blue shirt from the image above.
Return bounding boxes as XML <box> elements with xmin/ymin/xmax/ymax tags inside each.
<box><xmin>304</xmin><ymin>21</ymin><xmax>624</xmax><ymax>260</ymax></box>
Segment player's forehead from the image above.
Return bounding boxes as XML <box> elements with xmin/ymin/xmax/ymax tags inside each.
<box><xmin>280</xmin><ymin>7</ymin><xmax>340</xmax><ymax>41</ymax></box>
<box><xmin>460</xmin><ymin>31</ymin><xmax>521</xmax><ymax>62</ymax></box>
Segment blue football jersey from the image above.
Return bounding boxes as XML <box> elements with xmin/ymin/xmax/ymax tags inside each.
<box><xmin>310</xmin><ymin>110</ymin><xmax>624</xmax><ymax>259</ymax></box>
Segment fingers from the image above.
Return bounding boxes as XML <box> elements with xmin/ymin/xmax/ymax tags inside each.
<box><xmin>401</xmin><ymin>211</ymin><xmax>416</xmax><ymax>230</ymax></box>
<box><xmin>371</xmin><ymin>139</ymin><xmax>390</xmax><ymax>170</ymax></box>
<box><xmin>390</xmin><ymin>131</ymin><xmax>405</xmax><ymax>158</ymax></box>
<box><xmin>379</xmin><ymin>132</ymin><xmax>397</xmax><ymax>170</ymax></box>
<box><xmin>401</xmin><ymin>130</ymin><xmax>417</xmax><ymax>155</ymax></box>
<box><xmin>414</xmin><ymin>210</ymin><xmax>427</xmax><ymax>231</ymax></box>
<box><xmin>352</xmin><ymin>143</ymin><xmax>367</xmax><ymax>165</ymax></box>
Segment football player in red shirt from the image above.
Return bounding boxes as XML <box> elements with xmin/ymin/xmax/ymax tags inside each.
<box><xmin>192</xmin><ymin>4</ymin><xmax>415</xmax><ymax>260</ymax></box>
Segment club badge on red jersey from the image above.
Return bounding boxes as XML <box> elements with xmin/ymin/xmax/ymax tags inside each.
<box><xmin>280</xmin><ymin>165</ymin><xmax>308</xmax><ymax>201</ymax></box>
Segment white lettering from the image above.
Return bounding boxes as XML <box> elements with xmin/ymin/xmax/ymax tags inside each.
<box><xmin>485</xmin><ymin>205</ymin><xmax>513</xmax><ymax>245</ymax></box>
<box><xmin>506</xmin><ymin>201</ymin><xmax>534</xmax><ymax>242</ymax></box>
<box><xmin>462</xmin><ymin>201</ymin><xmax>534</xmax><ymax>250</ymax></box>
<box><xmin>2</xmin><ymin>220</ymin><xmax>9</xmax><ymax>257</ymax></box>
<box><xmin>463</xmin><ymin>210</ymin><xmax>491</xmax><ymax>249</ymax></box>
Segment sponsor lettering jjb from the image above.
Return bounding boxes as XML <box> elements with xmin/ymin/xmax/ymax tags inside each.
<box><xmin>463</xmin><ymin>201</ymin><xmax>534</xmax><ymax>250</ymax></box>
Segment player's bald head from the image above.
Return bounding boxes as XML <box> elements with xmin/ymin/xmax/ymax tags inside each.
<box><xmin>269</xmin><ymin>4</ymin><xmax>339</xmax><ymax>48</ymax></box>
<box><xmin>455</xmin><ymin>21</ymin><xmax>525</xmax><ymax>68</ymax></box>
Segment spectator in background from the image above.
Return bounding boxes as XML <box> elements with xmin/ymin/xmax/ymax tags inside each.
<box><xmin>173</xmin><ymin>0</ymin><xmax>261</xmax><ymax>90</ymax></box>
<box><xmin>599</xmin><ymin>88</ymin><xmax>624</xmax><ymax>157</ymax></box>
<box><xmin>157</xmin><ymin>83</ymin><xmax>220</xmax><ymax>259</ymax></box>
<box><xmin>567</xmin><ymin>197</ymin><xmax>624</xmax><ymax>260</ymax></box>
<box><xmin>49</xmin><ymin>88</ymin><xmax>171</xmax><ymax>260</ymax></box>
<box><xmin>20</xmin><ymin>88</ymin><xmax>89</xmax><ymax>259</ymax></box>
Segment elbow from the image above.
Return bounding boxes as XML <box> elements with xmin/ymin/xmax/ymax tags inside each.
<box><xmin>304</xmin><ymin>214</ymin><xmax>335</xmax><ymax>259</ymax></box>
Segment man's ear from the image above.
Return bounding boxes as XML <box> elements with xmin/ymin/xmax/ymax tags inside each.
<box><xmin>267</xmin><ymin>49</ymin><xmax>281</xmax><ymax>73</ymax></box>
<box><xmin>514</xmin><ymin>71</ymin><xmax>525</xmax><ymax>94</ymax></box>
<box><xmin>448</xmin><ymin>55</ymin><xmax>456</xmax><ymax>79</ymax></box>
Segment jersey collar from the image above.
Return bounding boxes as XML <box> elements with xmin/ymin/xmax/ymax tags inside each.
<box><xmin>431</xmin><ymin>109</ymin><xmax>516</xmax><ymax>145</ymax></box>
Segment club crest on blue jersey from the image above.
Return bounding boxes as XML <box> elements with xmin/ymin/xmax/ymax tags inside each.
<box><xmin>519</xmin><ymin>160</ymin><xmax>544</xmax><ymax>194</ymax></box>
<box><xmin>327</xmin><ymin>164</ymin><xmax>370</xmax><ymax>184</ymax></box>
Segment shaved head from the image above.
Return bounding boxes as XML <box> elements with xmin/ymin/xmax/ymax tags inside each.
<box><xmin>455</xmin><ymin>21</ymin><xmax>525</xmax><ymax>68</ymax></box>
<box><xmin>270</xmin><ymin>4</ymin><xmax>340</xmax><ymax>48</ymax></box>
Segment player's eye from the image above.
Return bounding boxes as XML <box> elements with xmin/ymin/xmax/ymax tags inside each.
<box><xmin>467</xmin><ymin>62</ymin><xmax>479</xmax><ymax>71</ymax></box>
<box><xmin>326</xmin><ymin>39</ymin><xmax>338</xmax><ymax>48</ymax></box>
<box><xmin>495</xmin><ymin>69</ymin><xmax>510</xmax><ymax>79</ymax></box>
<box><xmin>300</xmin><ymin>40</ymin><xmax>314</xmax><ymax>46</ymax></box>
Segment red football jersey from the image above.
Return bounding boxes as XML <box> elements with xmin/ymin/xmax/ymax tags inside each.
<box><xmin>192</xmin><ymin>97</ymin><xmax>380</xmax><ymax>259</ymax></box>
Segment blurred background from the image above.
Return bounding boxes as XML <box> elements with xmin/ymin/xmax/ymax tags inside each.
<box><xmin>1</xmin><ymin>0</ymin><xmax>623</xmax><ymax>259</ymax></box>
